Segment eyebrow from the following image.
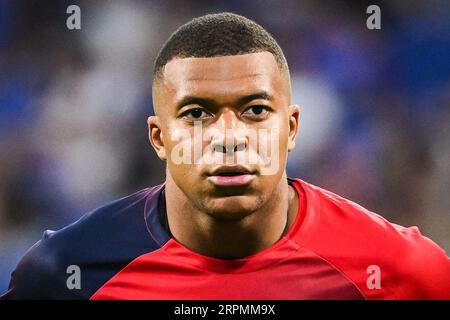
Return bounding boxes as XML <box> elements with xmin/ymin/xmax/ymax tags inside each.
<box><xmin>176</xmin><ymin>92</ymin><xmax>273</xmax><ymax>110</ymax></box>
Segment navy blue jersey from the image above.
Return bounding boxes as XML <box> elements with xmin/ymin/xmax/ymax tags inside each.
<box><xmin>1</xmin><ymin>184</ymin><xmax>170</xmax><ymax>299</ymax></box>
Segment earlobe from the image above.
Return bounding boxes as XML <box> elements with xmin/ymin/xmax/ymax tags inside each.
<box><xmin>147</xmin><ymin>116</ymin><xmax>167</xmax><ymax>160</ymax></box>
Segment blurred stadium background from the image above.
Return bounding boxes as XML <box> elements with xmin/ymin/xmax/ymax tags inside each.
<box><xmin>1</xmin><ymin>0</ymin><xmax>449</xmax><ymax>292</ymax></box>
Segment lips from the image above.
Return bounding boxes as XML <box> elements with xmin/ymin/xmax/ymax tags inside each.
<box><xmin>207</xmin><ymin>165</ymin><xmax>256</xmax><ymax>187</ymax></box>
<box><xmin>210</xmin><ymin>165</ymin><xmax>252</xmax><ymax>176</ymax></box>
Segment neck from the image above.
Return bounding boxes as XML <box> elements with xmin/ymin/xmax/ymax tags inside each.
<box><xmin>165</xmin><ymin>172</ymin><xmax>298</xmax><ymax>259</ymax></box>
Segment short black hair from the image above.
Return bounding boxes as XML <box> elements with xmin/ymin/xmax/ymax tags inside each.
<box><xmin>153</xmin><ymin>12</ymin><xmax>289</xmax><ymax>81</ymax></box>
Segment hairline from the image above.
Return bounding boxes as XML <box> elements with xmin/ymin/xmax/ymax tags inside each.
<box><xmin>152</xmin><ymin>50</ymin><xmax>290</xmax><ymax>87</ymax></box>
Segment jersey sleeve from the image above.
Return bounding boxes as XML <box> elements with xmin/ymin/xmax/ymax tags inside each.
<box><xmin>391</xmin><ymin>225</ymin><xmax>450</xmax><ymax>299</ymax></box>
<box><xmin>292</xmin><ymin>179</ymin><xmax>450</xmax><ymax>300</ymax></box>
<box><xmin>0</xmin><ymin>230</ymin><xmax>82</xmax><ymax>300</ymax></box>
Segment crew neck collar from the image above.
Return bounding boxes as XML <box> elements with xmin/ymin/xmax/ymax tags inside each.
<box><xmin>144</xmin><ymin>178</ymin><xmax>307</xmax><ymax>273</ymax></box>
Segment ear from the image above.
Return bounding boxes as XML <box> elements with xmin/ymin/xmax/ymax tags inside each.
<box><xmin>287</xmin><ymin>105</ymin><xmax>300</xmax><ymax>152</ymax></box>
<box><xmin>147</xmin><ymin>116</ymin><xmax>167</xmax><ymax>160</ymax></box>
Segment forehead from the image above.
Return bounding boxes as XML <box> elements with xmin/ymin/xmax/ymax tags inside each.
<box><xmin>157</xmin><ymin>52</ymin><xmax>288</xmax><ymax>105</ymax></box>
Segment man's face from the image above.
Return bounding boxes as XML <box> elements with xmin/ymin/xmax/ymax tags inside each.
<box><xmin>150</xmin><ymin>52</ymin><xmax>299</xmax><ymax>220</ymax></box>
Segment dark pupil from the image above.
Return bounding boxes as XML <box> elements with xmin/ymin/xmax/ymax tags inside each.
<box><xmin>191</xmin><ymin>109</ymin><xmax>202</xmax><ymax>118</ymax></box>
<box><xmin>252</xmin><ymin>106</ymin><xmax>263</xmax><ymax>114</ymax></box>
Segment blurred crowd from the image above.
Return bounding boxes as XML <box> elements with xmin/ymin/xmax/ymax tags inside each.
<box><xmin>0</xmin><ymin>0</ymin><xmax>449</xmax><ymax>292</ymax></box>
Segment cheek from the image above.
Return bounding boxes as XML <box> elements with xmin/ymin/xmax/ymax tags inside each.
<box><xmin>252</xmin><ymin>116</ymin><xmax>289</xmax><ymax>176</ymax></box>
<box><xmin>164</xmin><ymin>124</ymin><xmax>203</xmax><ymax>177</ymax></box>
<box><xmin>264</xmin><ymin>115</ymin><xmax>289</xmax><ymax>150</ymax></box>
<box><xmin>163</xmin><ymin>123</ymin><xmax>191</xmax><ymax>167</ymax></box>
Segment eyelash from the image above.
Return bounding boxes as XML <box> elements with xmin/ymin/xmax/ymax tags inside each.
<box><xmin>179</xmin><ymin>105</ymin><xmax>271</xmax><ymax>121</ymax></box>
<box><xmin>180</xmin><ymin>108</ymin><xmax>212</xmax><ymax>120</ymax></box>
<box><xmin>243</xmin><ymin>105</ymin><xmax>270</xmax><ymax>116</ymax></box>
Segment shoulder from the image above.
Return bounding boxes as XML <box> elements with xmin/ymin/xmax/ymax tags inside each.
<box><xmin>1</xmin><ymin>229</ymin><xmax>77</xmax><ymax>299</ymax></box>
<box><xmin>1</xmin><ymin>187</ymin><xmax>161</xmax><ymax>300</ymax></box>
<box><xmin>291</xmin><ymin>178</ymin><xmax>450</xmax><ymax>299</ymax></box>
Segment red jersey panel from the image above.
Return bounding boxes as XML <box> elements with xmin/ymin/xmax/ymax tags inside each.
<box><xmin>91</xmin><ymin>179</ymin><xmax>450</xmax><ymax>300</ymax></box>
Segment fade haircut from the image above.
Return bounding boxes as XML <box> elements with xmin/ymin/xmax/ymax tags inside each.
<box><xmin>153</xmin><ymin>12</ymin><xmax>289</xmax><ymax>82</ymax></box>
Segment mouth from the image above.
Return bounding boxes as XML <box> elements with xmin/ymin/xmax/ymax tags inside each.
<box><xmin>207</xmin><ymin>166</ymin><xmax>256</xmax><ymax>187</ymax></box>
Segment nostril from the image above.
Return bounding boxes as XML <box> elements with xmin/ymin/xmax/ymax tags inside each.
<box><xmin>214</xmin><ymin>143</ymin><xmax>245</xmax><ymax>154</ymax></box>
<box><xmin>214</xmin><ymin>144</ymin><xmax>229</xmax><ymax>154</ymax></box>
<box><xmin>214</xmin><ymin>144</ymin><xmax>224</xmax><ymax>153</ymax></box>
<box><xmin>234</xmin><ymin>143</ymin><xmax>245</xmax><ymax>152</ymax></box>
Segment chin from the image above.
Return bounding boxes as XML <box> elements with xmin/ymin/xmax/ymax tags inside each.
<box><xmin>202</xmin><ymin>195</ymin><xmax>263</xmax><ymax>221</ymax></box>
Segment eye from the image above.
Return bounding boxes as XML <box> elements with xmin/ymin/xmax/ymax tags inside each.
<box><xmin>242</xmin><ymin>105</ymin><xmax>270</xmax><ymax>118</ymax></box>
<box><xmin>181</xmin><ymin>108</ymin><xmax>212</xmax><ymax>121</ymax></box>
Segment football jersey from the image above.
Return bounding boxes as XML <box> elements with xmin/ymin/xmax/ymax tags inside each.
<box><xmin>2</xmin><ymin>178</ymin><xmax>449</xmax><ymax>299</ymax></box>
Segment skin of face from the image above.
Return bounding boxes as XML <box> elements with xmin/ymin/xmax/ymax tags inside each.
<box><xmin>149</xmin><ymin>51</ymin><xmax>300</xmax><ymax>230</ymax></box>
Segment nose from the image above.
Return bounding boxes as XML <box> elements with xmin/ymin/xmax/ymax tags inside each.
<box><xmin>210</xmin><ymin>110</ymin><xmax>247</xmax><ymax>156</ymax></box>
<box><xmin>213</xmin><ymin>141</ymin><xmax>246</xmax><ymax>156</ymax></box>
